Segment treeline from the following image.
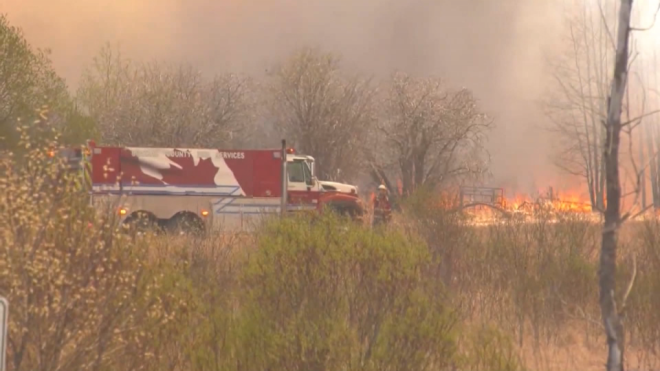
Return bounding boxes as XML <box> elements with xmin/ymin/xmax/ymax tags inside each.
<box><xmin>1</xmin><ymin>14</ymin><xmax>491</xmax><ymax>195</ymax></box>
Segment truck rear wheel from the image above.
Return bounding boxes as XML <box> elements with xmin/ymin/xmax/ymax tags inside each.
<box><xmin>166</xmin><ymin>212</ymin><xmax>205</xmax><ymax>237</ymax></box>
<box><xmin>325</xmin><ymin>201</ymin><xmax>364</xmax><ymax>221</ymax></box>
<box><xmin>122</xmin><ymin>211</ymin><xmax>160</xmax><ymax>235</ymax></box>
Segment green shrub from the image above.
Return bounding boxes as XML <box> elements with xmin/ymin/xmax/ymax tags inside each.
<box><xmin>236</xmin><ymin>212</ymin><xmax>459</xmax><ymax>371</ymax></box>
<box><xmin>0</xmin><ymin>118</ymin><xmax>173</xmax><ymax>371</ymax></box>
<box><xmin>459</xmin><ymin>324</ymin><xmax>526</xmax><ymax>371</ymax></box>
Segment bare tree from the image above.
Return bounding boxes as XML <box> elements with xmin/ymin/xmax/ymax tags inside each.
<box><xmin>266</xmin><ymin>47</ymin><xmax>375</xmax><ymax>181</ymax></box>
<box><xmin>547</xmin><ymin>1</ymin><xmax>660</xmax><ymax>368</ymax></box>
<box><xmin>545</xmin><ymin>0</ymin><xmax>660</xmax><ymax>216</ymax></box>
<box><xmin>598</xmin><ymin>0</ymin><xmax>652</xmax><ymax>370</ymax></box>
<box><xmin>543</xmin><ymin>1</ymin><xmax>620</xmax><ymax>212</ymax></box>
<box><xmin>372</xmin><ymin>72</ymin><xmax>491</xmax><ymax>197</ymax></box>
<box><xmin>77</xmin><ymin>44</ymin><xmax>255</xmax><ymax>148</ymax></box>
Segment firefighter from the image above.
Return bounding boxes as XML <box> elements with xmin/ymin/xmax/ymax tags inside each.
<box><xmin>373</xmin><ymin>184</ymin><xmax>392</xmax><ymax>226</ymax></box>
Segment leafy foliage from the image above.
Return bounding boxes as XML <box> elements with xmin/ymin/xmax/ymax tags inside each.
<box><xmin>0</xmin><ymin>14</ymin><xmax>70</xmax><ymax>149</ymax></box>
<box><xmin>238</xmin><ymin>212</ymin><xmax>458</xmax><ymax>371</ymax></box>
<box><xmin>0</xmin><ymin>111</ymin><xmax>175</xmax><ymax>371</ymax></box>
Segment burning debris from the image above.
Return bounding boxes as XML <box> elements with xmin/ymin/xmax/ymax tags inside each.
<box><xmin>457</xmin><ymin>186</ymin><xmax>597</xmax><ymax>225</ymax></box>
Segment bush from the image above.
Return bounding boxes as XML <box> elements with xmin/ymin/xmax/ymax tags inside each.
<box><xmin>0</xmin><ymin>115</ymin><xmax>175</xmax><ymax>371</ymax></box>
<box><xmin>459</xmin><ymin>324</ymin><xmax>526</xmax><ymax>371</ymax></box>
<box><xmin>235</xmin><ymin>212</ymin><xmax>459</xmax><ymax>371</ymax></box>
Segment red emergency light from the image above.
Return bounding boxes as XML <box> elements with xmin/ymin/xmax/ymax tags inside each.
<box><xmin>286</xmin><ymin>148</ymin><xmax>295</xmax><ymax>154</ymax></box>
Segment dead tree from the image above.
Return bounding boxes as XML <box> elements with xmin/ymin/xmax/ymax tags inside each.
<box><xmin>544</xmin><ymin>2</ymin><xmax>617</xmax><ymax>212</ymax></box>
<box><xmin>77</xmin><ymin>44</ymin><xmax>255</xmax><ymax>148</ymax></box>
<box><xmin>600</xmin><ymin>1</ymin><xmax>634</xmax><ymax>370</ymax></box>
<box><xmin>266</xmin><ymin>47</ymin><xmax>375</xmax><ymax>181</ymax></box>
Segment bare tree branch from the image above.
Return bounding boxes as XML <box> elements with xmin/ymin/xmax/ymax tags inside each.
<box><xmin>630</xmin><ymin>1</ymin><xmax>660</xmax><ymax>31</ymax></box>
<box><xmin>266</xmin><ymin>47</ymin><xmax>375</xmax><ymax>181</ymax></box>
<box><xmin>77</xmin><ymin>44</ymin><xmax>254</xmax><ymax>148</ymax></box>
<box><xmin>619</xmin><ymin>254</ymin><xmax>637</xmax><ymax>317</ymax></box>
<box><xmin>374</xmin><ymin>72</ymin><xmax>491</xmax><ymax>196</ymax></box>
<box><xmin>621</xmin><ymin>109</ymin><xmax>660</xmax><ymax>127</ymax></box>
<box><xmin>598</xmin><ymin>0</ymin><xmax>617</xmax><ymax>49</ymax></box>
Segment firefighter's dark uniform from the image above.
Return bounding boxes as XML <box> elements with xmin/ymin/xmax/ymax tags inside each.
<box><xmin>373</xmin><ymin>193</ymin><xmax>392</xmax><ymax>224</ymax></box>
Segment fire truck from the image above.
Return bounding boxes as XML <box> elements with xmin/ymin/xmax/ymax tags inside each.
<box><xmin>59</xmin><ymin>140</ymin><xmax>364</xmax><ymax>234</ymax></box>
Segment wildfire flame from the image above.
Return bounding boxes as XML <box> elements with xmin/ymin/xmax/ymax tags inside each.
<box><xmin>364</xmin><ymin>181</ymin><xmax>656</xmax><ymax>226</ymax></box>
<box><xmin>503</xmin><ymin>191</ymin><xmax>592</xmax><ymax>213</ymax></box>
<box><xmin>458</xmin><ymin>187</ymin><xmax>598</xmax><ymax>225</ymax></box>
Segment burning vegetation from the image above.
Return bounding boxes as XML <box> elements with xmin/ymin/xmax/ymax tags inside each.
<box><xmin>382</xmin><ymin>185</ymin><xmax>597</xmax><ymax>225</ymax></box>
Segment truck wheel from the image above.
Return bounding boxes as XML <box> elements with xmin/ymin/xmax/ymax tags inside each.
<box><xmin>166</xmin><ymin>212</ymin><xmax>205</xmax><ymax>237</ymax></box>
<box><xmin>327</xmin><ymin>202</ymin><xmax>363</xmax><ymax>220</ymax></box>
<box><xmin>122</xmin><ymin>211</ymin><xmax>159</xmax><ymax>236</ymax></box>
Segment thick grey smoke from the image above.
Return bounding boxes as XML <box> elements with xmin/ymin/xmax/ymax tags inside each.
<box><xmin>1</xmin><ymin>0</ymin><xmax>567</xmax><ymax>192</ymax></box>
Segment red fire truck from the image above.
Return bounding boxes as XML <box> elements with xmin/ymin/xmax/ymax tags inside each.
<box><xmin>61</xmin><ymin>140</ymin><xmax>364</xmax><ymax>234</ymax></box>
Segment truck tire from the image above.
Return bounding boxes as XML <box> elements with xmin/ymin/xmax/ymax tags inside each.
<box><xmin>122</xmin><ymin>211</ymin><xmax>160</xmax><ymax>236</ymax></box>
<box><xmin>166</xmin><ymin>212</ymin><xmax>205</xmax><ymax>237</ymax></box>
<box><xmin>325</xmin><ymin>200</ymin><xmax>364</xmax><ymax>220</ymax></box>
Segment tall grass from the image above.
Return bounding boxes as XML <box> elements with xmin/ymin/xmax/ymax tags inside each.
<box><xmin>400</xmin><ymin>190</ymin><xmax>660</xmax><ymax>370</ymax></box>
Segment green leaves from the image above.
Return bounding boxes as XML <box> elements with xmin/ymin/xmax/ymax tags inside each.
<box><xmin>0</xmin><ymin>122</ymin><xmax>165</xmax><ymax>371</ymax></box>
<box><xmin>238</xmin><ymin>213</ymin><xmax>457</xmax><ymax>371</ymax></box>
<box><xmin>0</xmin><ymin>15</ymin><xmax>71</xmax><ymax>150</ymax></box>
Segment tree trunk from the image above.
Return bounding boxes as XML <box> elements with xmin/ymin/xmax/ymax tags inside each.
<box><xmin>400</xmin><ymin>156</ymin><xmax>414</xmax><ymax>197</ymax></box>
<box><xmin>413</xmin><ymin>150</ymin><xmax>426</xmax><ymax>191</ymax></box>
<box><xmin>600</xmin><ymin>1</ymin><xmax>633</xmax><ymax>370</ymax></box>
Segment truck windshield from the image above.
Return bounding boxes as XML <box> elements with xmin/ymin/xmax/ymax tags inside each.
<box><xmin>287</xmin><ymin>160</ymin><xmax>314</xmax><ymax>185</ymax></box>
<box><xmin>287</xmin><ymin>161</ymin><xmax>306</xmax><ymax>183</ymax></box>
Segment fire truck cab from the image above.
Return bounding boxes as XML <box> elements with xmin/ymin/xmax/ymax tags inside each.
<box><xmin>64</xmin><ymin>140</ymin><xmax>363</xmax><ymax>234</ymax></box>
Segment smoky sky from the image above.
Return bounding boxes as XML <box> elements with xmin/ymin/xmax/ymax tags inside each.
<box><xmin>2</xmin><ymin>0</ymin><xmax>572</xmax><ymax>194</ymax></box>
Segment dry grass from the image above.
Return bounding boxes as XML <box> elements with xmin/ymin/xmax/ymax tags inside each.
<box><xmin>122</xmin><ymin>206</ymin><xmax>660</xmax><ymax>371</ymax></box>
<box><xmin>396</xmin><ymin>191</ymin><xmax>660</xmax><ymax>371</ymax></box>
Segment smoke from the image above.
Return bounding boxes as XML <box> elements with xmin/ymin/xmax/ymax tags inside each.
<box><xmin>1</xmin><ymin>0</ymin><xmax>568</xmax><ymax>192</ymax></box>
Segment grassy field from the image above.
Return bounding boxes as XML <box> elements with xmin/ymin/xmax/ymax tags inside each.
<box><xmin>1</xmin><ymin>136</ymin><xmax>659</xmax><ymax>371</ymax></box>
